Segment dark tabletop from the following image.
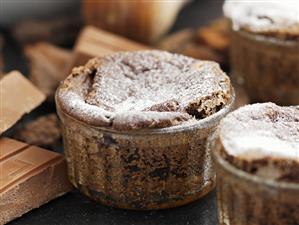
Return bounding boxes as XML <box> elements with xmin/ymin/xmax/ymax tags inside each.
<box><xmin>5</xmin><ymin>1</ymin><xmax>224</xmax><ymax>224</ymax></box>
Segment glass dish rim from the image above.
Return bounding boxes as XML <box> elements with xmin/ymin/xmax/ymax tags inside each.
<box><xmin>55</xmin><ymin>86</ymin><xmax>235</xmax><ymax>135</ymax></box>
<box><xmin>233</xmin><ymin>29</ymin><xmax>299</xmax><ymax>47</ymax></box>
<box><xmin>212</xmin><ymin>138</ymin><xmax>299</xmax><ymax>190</ymax></box>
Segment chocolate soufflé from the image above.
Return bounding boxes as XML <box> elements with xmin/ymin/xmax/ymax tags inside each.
<box><xmin>57</xmin><ymin>50</ymin><xmax>232</xmax><ymax>130</ymax></box>
<box><xmin>213</xmin><ymin>102</ymin><xmax>299</xmax><ymax>225</ymax></box>
<box><xmin>56</xmin><ymin>50</ymin><xmax>234</xmax><ymax>209</ymax></box>
<box><xmin>224</xmin><ymin>0</ymin><xmax>299</xmax><ymax>105</ymax></box>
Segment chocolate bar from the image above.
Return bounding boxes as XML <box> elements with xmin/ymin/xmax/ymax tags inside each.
<box><xmin>71</xmin><ymin>26</ymin><xmax>149</xmax><ymax>67</ymax></box>
<box><xmin>0</xmin><ymin>138</ymin><xmax>73</xmax><ymax>224</ymax></box>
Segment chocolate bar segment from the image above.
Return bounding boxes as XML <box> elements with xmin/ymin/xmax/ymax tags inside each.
<box><xmin>71</xmin><ymin>26</ymin><xmax>149</xmax><ymax>67</ymax></box>
<box><xmin>25</xmin><ymin>42</ymin><xmax>73</xmax><ymax>98</ymax></box>
<box><xmin>0</xmin><ymin>71</ymin><xmax>45</xmax><ymax>134</ymax></box>
<box><xmin>0</xmin><ymin>138</ymin><xmax>72</xmax><ymax>225</ymax></box>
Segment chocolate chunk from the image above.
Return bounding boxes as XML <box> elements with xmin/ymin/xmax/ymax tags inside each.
<box><xmin>0</xmin><ymin>71</ymin><xmax>45</xmax><ymax>134</ymax></box>
<box><xmin>156</xmin><ymin>18</ymin><xmax>230</xmax><ymax>67</ymax></box>
<box><xmin>25</xmin><ymin>42</ymin><xmax>72</xmax><ymax>98</ymax></box>
<box><xmin>70</xmin><ymin>26</ymin><xmax>149</xmax><ymax>68</ymax></box>
<box><xmin>155</xmin><ymin>29</ymin><xmax>194</xmax><ymax>53</ymax></box>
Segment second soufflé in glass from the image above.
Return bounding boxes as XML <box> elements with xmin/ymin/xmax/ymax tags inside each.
<box><xmin>56</xmin><ymin>50</ymin><xmax>234</xmax><ymax>209</ymax></box>
<box><xmin>224</xmin><ymin>0</ymin><xmax>299</xmax><ymax>105</ymax></box>
<box><xmin>212</xmin><ymin>103</ymin><xmax>299</xmax><ymax>225</ymax></box>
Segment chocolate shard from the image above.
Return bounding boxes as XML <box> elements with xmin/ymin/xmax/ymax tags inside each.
<box><xmin>180</xmin><ymin>42</ymin><xmax>224</xmax><ymax>64</ymax></box>
<box><xmin>155</xmin><ymin>29</ymin><xmax>194</xmax><ymax>53</ymax></box>
<box><xmin>196</xmin><ymin>27</ymin><xmax>230</xmax><ymax>53</ymax></box>
<box><xmin>70</xmin><ymin>26</ymin><xmax>149</xmax><ymax>68</ymax></box>
<box><xmin>195</xmin><ymin>17</ymin><xmax>230</xmax><ymax>53</ymax></box>
<box><xmin>0</xmin><ymin>138</ymin><xmax>73</xmax><ymax>225</ymax></box>
<box><xmin>156</xmin><ymin>17</ymin><xmax>230</xmax><ymax>67</ymax></box>
<box><xmin>0</xmin><ymin>71</ymin><xmax>45</xmax><ymax>134</ymax></box>
<box><xmin>156</xmin><ymin>31</ymin><xmax>225</xmax><ymax>65</ymax></box>
<box><xmin>25</xmin><ymin>42</ymin><xmax>72</xmax><ymax>98</ymax></box>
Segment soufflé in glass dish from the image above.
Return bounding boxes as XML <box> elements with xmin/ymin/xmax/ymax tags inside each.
<box><xmin>224</xmin><ymin>0</ymin><xmax>299</xmax><ymax>105</ymax></box>
<box><xmin>212</xmin><ymin>102</ymin><xmax>299</xmax><ymax>225</ymax></box>
<box><xmin>56</xmin><ymin>50</ymin><xmax>235</xmax><ymax>209</ymax></box>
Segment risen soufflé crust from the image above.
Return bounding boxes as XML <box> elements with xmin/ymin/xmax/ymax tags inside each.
<box><xmin>57</xmin><ymin>50</ymin><xmax>231</xmax><ymax>130</ymax></box>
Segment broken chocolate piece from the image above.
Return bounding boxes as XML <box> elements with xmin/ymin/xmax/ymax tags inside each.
<box><xmin>156</xmin><ymin>30</ymin><xmax>225</xmax><ymax>65</ymax></box>
<box><xmin>14</xmin><ymin>114</ymin><xmax>61</xmax><ymax>149</ymax></box>
<box><xmin>70</xmin><ymin>26</ymin><xmax>149</xmax><ymax>67</ymax></box>
<box><xmin>0</xmin><ymin>138</ymin><xmax>73</xmax><ymax>225</ymax></box>
<box><xmin>0</xmin><ymin>71</ymin><xmax>45</xmax><ymax>134</ymax></box>
<box><xmin>155</xmin><ymin>29</ymin><xmax>194</xmax><ymax>53</ymax></box>
<box><xmin>156</xmin><ymin>18</ymin><xmax>230</xmax><ymax>67</ymax></box>
<box><xmin>196</xmin><ymin>18</ymin><xmax>230</xmax><ymax>53</ymax></box>
<box><xmin>25</xmin><ymin>42</ymin><xmax>72</xmax><ymax>98</ymax></box>
<box><xmin>196</xmin><ymin>27</ymin><xmax>230</xmax><ymax>53</ymax></box>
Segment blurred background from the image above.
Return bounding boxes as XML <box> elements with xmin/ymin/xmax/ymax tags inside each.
<box><xmin>0</xmin><ymin>0</ymin><xmax>226</xmax><ymax>73</ymax></box>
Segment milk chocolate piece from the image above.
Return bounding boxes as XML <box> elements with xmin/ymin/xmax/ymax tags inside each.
<box><xmin>196</xmin><ymin>18</ymin><xmax>230</xmax><ymax>53</ymax></box>
<box><xmin>0</xmin><ymin>71</ymin><xmax>45</xmax><ymax>134</ymax></box>
<box><xmin>156</xmin><ymin>28</ymin><xmax>225</xmax><ymax>65</ymax></box>
<box><xmin>155</xmin><ymin>29</ymin><xmax>194</xmax><ymax>53</ymax></box>
<box><xmin>156</xmin><ymin>18</ymin><xmax>230</xmax><ymax>67</ymax></box>
<box><xmin>71</xmin><ymin>26</ymin><xmax>149</xmax><ymax>67</ymax></box>
<box><xmin>25</xmin><ymin>42</ymin><xmax>72</xmax><ymax>98</ymax></box>
<box><xmin>196</xmin><ymin>27</ymin><xmax>230</xmax><ymax>53</ymax></box>
<box><xmin>0</xmin><ymin>138</ymin><xmax>73</xmax><ymax>224</ymax></box>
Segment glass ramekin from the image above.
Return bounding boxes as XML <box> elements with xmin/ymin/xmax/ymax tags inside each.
<box><xmin>55</xmin><ymin>89</ymin><xmax>235</xmax><ymax>210</ymax></box>
<box><xmin>211</xmin><ymin>136</ymin><xmax>299</xmax><ymax>225</ymax></box>
<box><xmin>230</xmin><ymin>30</ymin><xmax>299</xmax><ymax>105</ymax></box>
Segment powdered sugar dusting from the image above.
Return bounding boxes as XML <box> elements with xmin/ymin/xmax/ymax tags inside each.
<box><xmin>224</xmin><ymin>0</ymin><xmax>299</xmax><ymax>35</ymax></box>
<box><xmin>220</xmin><ymin>103</ymin><xmax>299</xmax><ymax>162</ymax></box>
<box><xmin>57</xmin><ymin>50</ymin><xmax>231</xmax><ymax>130</ymax></box>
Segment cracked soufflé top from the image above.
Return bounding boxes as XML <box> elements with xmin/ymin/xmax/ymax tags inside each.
<box><xmin>219</xmin><ymin>103</ymin><xmax>299</xmax><ymax>183</ymax></box>
<box><xmin>223</xmin><ymin>0</ymin><xmax>299</xmax><ymax>41</ymax></box>
<box><xmin>56</xmin><ymin>50</ymin><xmax>232</xmax><ymax>131</ymax></box>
